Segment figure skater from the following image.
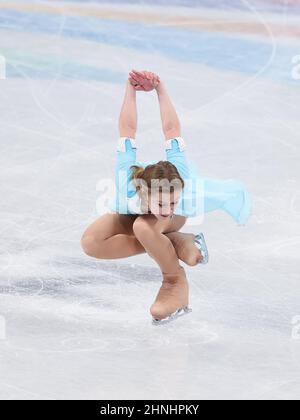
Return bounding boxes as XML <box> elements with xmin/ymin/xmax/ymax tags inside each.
<box><xmin>81</xmin><ymin>70</ymin><xmax>252</xmax><ymax>325</ymax></box>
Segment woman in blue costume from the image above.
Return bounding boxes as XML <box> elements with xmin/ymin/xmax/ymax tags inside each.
<box><xmin>81</xmin><ymin>70</ymin><xmax>252</xmax><ymax>325</ymax></box>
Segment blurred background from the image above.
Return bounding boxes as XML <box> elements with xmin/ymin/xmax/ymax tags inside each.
<box><xmin>0</xmin><ymin>0</ymin><xmax>300</xmax><ymax>400</ymax></box>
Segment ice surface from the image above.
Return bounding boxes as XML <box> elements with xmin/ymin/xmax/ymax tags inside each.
<box><xmin>0</xmin><ymin>0</ymin><xmax>300</xmax><ymax>400</ymax></box>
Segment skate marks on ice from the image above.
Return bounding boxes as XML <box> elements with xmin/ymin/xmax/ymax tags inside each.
<box><xmin>0</xmin><ymin>258</ymin><xmax>218</xmax><ymax>355</ymax></box>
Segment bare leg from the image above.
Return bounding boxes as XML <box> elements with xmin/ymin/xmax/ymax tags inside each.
<box><xmin>81</xmin><ymin>213</ymin><xmax>146</xmax><ymax>259</ymax></box>
<box><xmin>81</xmin><ymin>214</ymin><xmax>202</xmax><ymax>265</ymax></box>
<box><xmin>165</xmin><ymin>232</ymin><xmax>203</xmax><ymax>266</ymax></box>
<box><xmin>81</xmin><ymin>213</ymin><xmax>187</xmax><ymax>261</ymax></box>
<box><xmin>132</xmin><ymin>214</ymin><xmax>186</xmax><ymax>273</ymax></box>
<box><xmin>132</xmin><ymin>214</ymin><xmax>191</xmax><ymax>322</ymax></box>
<box><xmin>81</xmin><ymin>212</ymin><xmax>190</xmax><ymax>322</ymax></box>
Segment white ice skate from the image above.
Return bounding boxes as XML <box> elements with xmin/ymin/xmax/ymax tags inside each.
<box><xmin>195</xmin><ymin>233</ymin><xmax>209</xmax><ymax>265</ymax></box>
<box><xmin>152</xmin><ymin>305</ymin><xmax>192</xmax><ymax>326</ymax></box>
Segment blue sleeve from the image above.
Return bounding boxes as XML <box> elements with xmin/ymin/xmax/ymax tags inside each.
<box><xmin>116</xmin><ymin>137</ymin><xmax>137</xmax><ymax>170</ymax></box>
<box><xmin>165</xmin><ymin>137</ymin><xmax>190</xmax><ymax>179</ymax></box>
<box><xmin>114</xmin><ymin>137</ymin><xmax>137</xmax><ymax>213</ymax></box>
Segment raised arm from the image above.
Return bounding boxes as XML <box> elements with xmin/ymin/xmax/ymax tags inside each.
<box><xmin>118</xmin><ymin>80</ymin><xmax>138</xmax><ymax>139</ymax></box>
<box><xmin>155</xmin><ymin>81</ymin><xmax>182</xmax><ymax>141</ymax></box>
<box><xmin>128</xmin><ymin>70</ymin><xmax>181</xmax><ymax>141</ymax></box>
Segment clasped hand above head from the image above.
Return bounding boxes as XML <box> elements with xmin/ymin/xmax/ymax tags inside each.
<box><xmin>128</xmin><ymin>69</ymin><xmax>160</xmax><ymax>91</ymax></box>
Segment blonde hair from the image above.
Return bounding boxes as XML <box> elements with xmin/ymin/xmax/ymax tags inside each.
<box><xmin>130</xmin><ymin>161</ymin><xmax>185</xmax><ymax>194</ymax></box>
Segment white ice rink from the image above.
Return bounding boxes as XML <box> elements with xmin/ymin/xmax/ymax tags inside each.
<box><xmin>0</xmin><ymin>0</ymin><xmax>300</xmax><ymax>400</ymax></box>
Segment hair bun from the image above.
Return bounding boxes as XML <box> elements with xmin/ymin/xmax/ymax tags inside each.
<box><xmin>131</xmin><ymin>165</ymin><xmax>144</xmax><ymax>179</ymax></box>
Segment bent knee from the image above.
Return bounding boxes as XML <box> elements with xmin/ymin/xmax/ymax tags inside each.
<box><xmin>81</xmin><ymin>235</ymin><xmax>100</xmax><ymax>258</ymax></box>
<box><xmin>132</xmin><ymin>215</ymin><xmax>154</xmax><ymax>236</ymax></box>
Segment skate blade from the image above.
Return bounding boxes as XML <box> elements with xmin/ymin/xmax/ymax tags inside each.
<box><xmin>195</xmin><ymin>233</ymin><xmax>209</xmax><ymax>265</ymax></box>
<box><xmin>152</xmin><ymin>306</ymin><xmax>192</xmax><ymax>326</ymax></box>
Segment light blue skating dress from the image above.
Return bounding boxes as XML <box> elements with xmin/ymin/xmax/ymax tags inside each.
<box><xmin>108</xmin><ymin>137</ymin><xmax>252</xmax><ymax>225</ymax></box>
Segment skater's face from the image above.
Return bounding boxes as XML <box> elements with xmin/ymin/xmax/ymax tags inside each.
<box><xmin>142</xmin><ymin>188</ymin><xmax>182</xmax><ymax>220</ymax></box>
